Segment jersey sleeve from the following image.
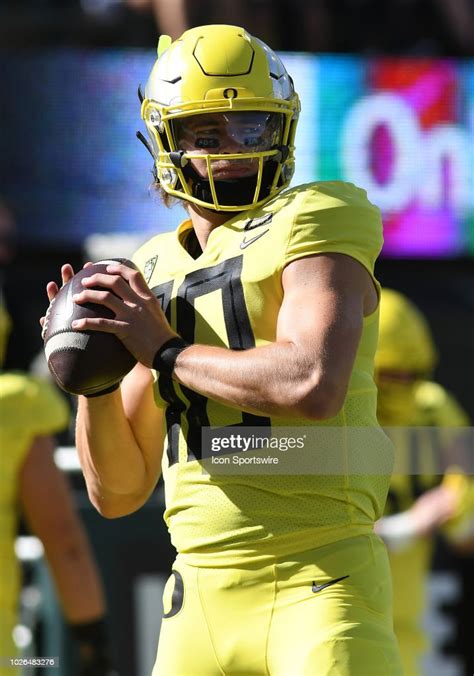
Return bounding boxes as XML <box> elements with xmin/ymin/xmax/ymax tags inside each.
<box><xmin>0</xmin><ymin>373</ymin><xmax>70</xmax><ymax>476</ymax></box>
<box><xmin>283</xmin><ymin>182</ymin><xmax>383</xmax><ymax>279</ymax></box>
<box><xmin>1</xmin><ymin>373</ymin><xmax>70</xmax><ymax>437</ymax></box>
<box><xmin>23</xmin><ymin>377</ymin><xmax>70</xmax><ymax>436</ymax></box>
<box><xmin>435</xmin><ymin>389</ymin><xmax>470</xmax><ymax>427</ymax></box>
<box><xmin>416</xmin><ymin>381</ymin><xmax>470</xmax><ymax>427</ymax></box>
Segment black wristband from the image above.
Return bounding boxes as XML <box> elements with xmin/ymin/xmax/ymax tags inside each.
<box><xmin>84</xmin><ymin>382</ymin><xmax>121</xmax><ymax>398</ymax></box>
<box><xmin>70</xmin><ymin>618</ymin><xmax>116</xmax><ymax>676</ymax></box>
<box><xmin>152</xmin><ymin>337</ymin><xmax>190</xmax><ymax>376</ymax></box>
<box><xmin>70</xmin><ymin>617</ymin><xmax>108</xmax><ymax>644</ymax></box>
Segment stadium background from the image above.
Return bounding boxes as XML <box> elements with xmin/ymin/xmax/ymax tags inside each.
<box><xmin>0</xmin><ymin>1</ymin><xmax>473</xmax><ymax>675</ymax></box>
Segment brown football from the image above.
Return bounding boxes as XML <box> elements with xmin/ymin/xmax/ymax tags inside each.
<box><xmin>43</xmin><ymin>258</ymin><xmax>138</xmax><ymax>395</ymax></box>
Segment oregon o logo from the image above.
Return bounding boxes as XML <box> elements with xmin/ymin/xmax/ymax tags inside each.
<box><xmin>162</xmin><ymin>570</ymin><xmax>184</xmax><ymax>618</ymax></box>
<box><xmin>223</xmin><ymin>88</ymin><xmax>238</xmax><ymax>99</ymax></box>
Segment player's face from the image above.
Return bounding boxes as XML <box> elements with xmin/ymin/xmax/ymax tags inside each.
<box><xmin>172</xmin><ymin>112</ymin><xmax>283</xmax><ymax>180</ymax></box>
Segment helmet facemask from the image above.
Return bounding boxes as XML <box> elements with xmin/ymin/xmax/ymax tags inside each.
<box><xmin>143</xmin><ymin>101</ymin><xmax>296</xmax><ymax>211</ymax></box>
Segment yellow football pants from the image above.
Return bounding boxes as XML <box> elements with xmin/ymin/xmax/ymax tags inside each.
<box><xmin>153</xmin><ymin>533</ymin><xmax>403</xmax><ymax>675</ymax></box>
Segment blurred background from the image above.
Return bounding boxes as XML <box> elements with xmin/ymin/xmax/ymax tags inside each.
<box><xmin>0</xmin><ymin>1</ymin><xmax>473</xmax><ymax>675</ymax></box>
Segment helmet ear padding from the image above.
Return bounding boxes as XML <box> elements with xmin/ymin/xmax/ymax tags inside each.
<box><xmin>274</xmin><ymin>145</ymin><xmax>289</xmax><ymax>163</ymax></box>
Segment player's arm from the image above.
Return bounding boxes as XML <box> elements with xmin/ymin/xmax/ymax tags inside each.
<box><xmin>44</xmin><ymin>264</ymin><xmax>164</xmax><ymax>517</ymax></box>
<box><xmin>73</xmin><ymin>253</ymin><xmax>375</xmax><ymax>419</ymax></box>
<box><xmin>19</xmin><ymin>435</ymin><xmax>106</xmax><ymax>621</ymax></box>
<box><xmin>76</xmin><ymin>361</ymin><xmax>165</xmax><ymax>517</ymax></box>
<box><xmin>172</xmin><ymin>252</ymin><xmax>374</xmax><ymax>419</ymax></box>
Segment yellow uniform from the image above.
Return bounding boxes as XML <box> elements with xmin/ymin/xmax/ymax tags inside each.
<box><xmin>0</xmin><ymin>373</ymin><xmax>69</xmax><ymax>673</ymax></box>
<box><xmin>133</xmin><ymin>181</ymin><xmax>402</xmax><ymax>675</ymax></box>
<box><xmin>382</xmin><ymin>381</ymin><xmax>470</xmax><ymax>676</ymax></box>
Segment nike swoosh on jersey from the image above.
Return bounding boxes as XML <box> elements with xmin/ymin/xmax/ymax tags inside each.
<box><xmin>240</xmin><ymin>229</ymin><xmax>270</xmax><ymax>249</ymax></box>
<box><xmin>311</xmin><ymin>575</ymin><xmax>350</xmax><ymax>593</ymax></box>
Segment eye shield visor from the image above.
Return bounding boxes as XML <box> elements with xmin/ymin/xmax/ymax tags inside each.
<box><xmin>171</xmin><ymin>111</ymin><xmax>284</xmax><ymax>152</ymax></box>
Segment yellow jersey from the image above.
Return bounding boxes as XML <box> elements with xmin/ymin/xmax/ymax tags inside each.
<box><xmin>384</xmin><ymin>381</ymin><xmax>470</xmax><ymax>515</ymax></box>
<box><xmin>380</xmin><ymin>381</ymin><xmax>470</xmax><ymax>675</ymax></box>
<box><xmin>134</xmin><ymin>181</ymin><xmax>392</xmax><ymax>567</ymax></box>
<box><xmin>0</xmin><ymin>373</ymin><xmax>69</xmax><ymax>667</ymax></box>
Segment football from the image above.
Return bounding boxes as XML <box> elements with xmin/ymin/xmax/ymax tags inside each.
<box><xmin>43</xmin><ymin>258</ymin><xmax>138</xmax><ymax>395</ymax></box>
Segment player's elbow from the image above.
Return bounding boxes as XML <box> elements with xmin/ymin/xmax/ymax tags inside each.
<box><xmin>89</xmin><ymin>491</ymin><xmax>146</xmax><ymax>519</ymax></box>
<box><xmin>93</xmin><ymin>501</ymin><xmax>134</xmax><ymax>519</ymax></box>
<box><xmin>296</xmin><ymin>394</ymin><xmax>343</xmax><ymax>421</ymax></box>
<box><xmin>292</xmin><ymin>376</ymin><xmax>346</xmax><ymax>420</ymax></box>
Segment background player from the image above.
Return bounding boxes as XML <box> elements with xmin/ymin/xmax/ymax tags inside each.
<box><xmin>375</xmin><ymin>288</ymin><xmax>473</xmax><ymax>675</ymax></box>
<box><xmin>0</xmin><ymin>296</ymin><xmax>116</xmax><ymax>675</ymax></box>
<box><xmin>45</xmin><ymin>25</ymin><xmax>402</xmax><ymax>674</ymax></box>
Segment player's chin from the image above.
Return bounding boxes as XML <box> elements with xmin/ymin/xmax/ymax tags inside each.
<box><xmin>211</xmin><ymin>165</ymin><xmax>258</xmax><ymax>180</ymax></box>
<box><xmin>192</xmin><ymin>159</ymin><xmax>258</xmax><ymax>181</ymax></box>
<box><xmin>218</xmin><ymin>171</ymin><xmax>257</xmax><ymax>180</ymax></box>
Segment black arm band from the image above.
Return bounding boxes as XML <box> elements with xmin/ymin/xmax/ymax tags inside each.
<box><xmin>84</xmin><ymin>382</ymin><xmax>121</xmax><ymax>398</ymax></box>
<box><xmin>70</xmin><ymin>618</ymin><xmax>116</xmax><ymax>675</ymax></box>
<box><xmin>152</xmin><ymin>337</ymin><xmax>190</xmax><ymax>376</ymax></box>
<box><xmin>69</xmin><ymin>617</ymin><xmax>108</xmax><ymax>645</ymax></box>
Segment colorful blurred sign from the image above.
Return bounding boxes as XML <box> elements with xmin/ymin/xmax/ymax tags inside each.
<box><xmin>316</xmin><ymin>57</ymin><xmax>474</xmax><ymax>257</ymax></box>
<box><xmin>0</xmin><ymin>51</ymin><xmax>473</xmax><ymax>256</ymax></box>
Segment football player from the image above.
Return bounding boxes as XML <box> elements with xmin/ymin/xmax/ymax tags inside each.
<box><xmin>0</xmin><ymin>299</ymin><xmax>116</xmax><ymax>676</ymax></box>
<box><xmin>44</xmin><ymin>25</ymin><xmax>402</xmax><ymax>674</ymax></box>
<box><xmin>375</xmin><ymin>288</ymin><xmax>473</xmax><ymax>675</ymax></box>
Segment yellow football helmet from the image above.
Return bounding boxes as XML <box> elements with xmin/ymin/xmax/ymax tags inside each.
<box><xmin>376</xmin><ymin>288</ymin><xmax>438</xmax><ymax>377</ymax></box>
<box><xmin>140</xmin><ymin>25</ymin><xmax>300</xmax><ymax>211</ymax></box>
<box><xmin>0</xmin><ymin>296</ymin><xmax>12</xmax><ymax>368</ymax></box>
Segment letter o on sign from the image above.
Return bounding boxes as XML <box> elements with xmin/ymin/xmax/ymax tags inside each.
<box><xmin>341</xmin><ymin>92</ymin><xmax>421</xmax><ymax>212</ymax></box>
<box><xmin>223</xmin><ymin>88</ymin><xmax>238</xmax><ymax>99</ymax></box>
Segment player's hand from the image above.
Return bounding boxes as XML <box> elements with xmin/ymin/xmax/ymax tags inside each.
<box><xmin>409</xmin><ymin>484</ymin><xmax>459</xmax><ymax>536</ymax></box>
<box><xmin>70</xmin><ymin>261</ymin><xmax>177</xmax><ymax>367</ymax></box>
<box><xmin>47</xmin><ymin>263</ymin><xmax>76</xmax><ymax>301</ymax></box>
<box><xmin>39</xmin><ymin>263</ymin><xmax>77</xmax><ymax>333</ymax></box>
<box><xmin>74</xmin><ymin>622</ymin><xmax>119</xmax><ymax>676</ymax></box>
<box><xmin>78</xmin><ymin>647</ymin><xmax>118</xmax><ymax>676</ymax></box>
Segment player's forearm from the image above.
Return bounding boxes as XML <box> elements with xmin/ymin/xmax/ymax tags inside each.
<box><xmin>174</xmin><ymin>341</ymin><xmax>342</xmax><ymax>419</ymax></box>
<box><xmin>43</xmin><ymin>526</ymin><xmax>106</xmax><ymax>623</ymax></box>
<box><xmin>76</xmin><ymin>392</ymin><xmax>150</xmax><ymax>497</ymax></box>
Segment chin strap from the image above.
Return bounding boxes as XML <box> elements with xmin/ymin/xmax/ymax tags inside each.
<box><xmin>136</xmin><ymin>131</ymin><xmax>158</xmax><ymax>181</ymax></box>
<box><xmin>137</xmin><ymin>85</ymin><xmax>160</xmax><ymax>181</ymax></box>
<box><xmin>136</xmin><ymin>131</ymin><xmax>154</xmax><ymax>159</ymax></box>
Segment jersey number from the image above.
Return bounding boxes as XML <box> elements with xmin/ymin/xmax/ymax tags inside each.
<box><xmin>152</xmin><ymin>255</ymin><xmax>269</xmax><ymax>466</ymax></box>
